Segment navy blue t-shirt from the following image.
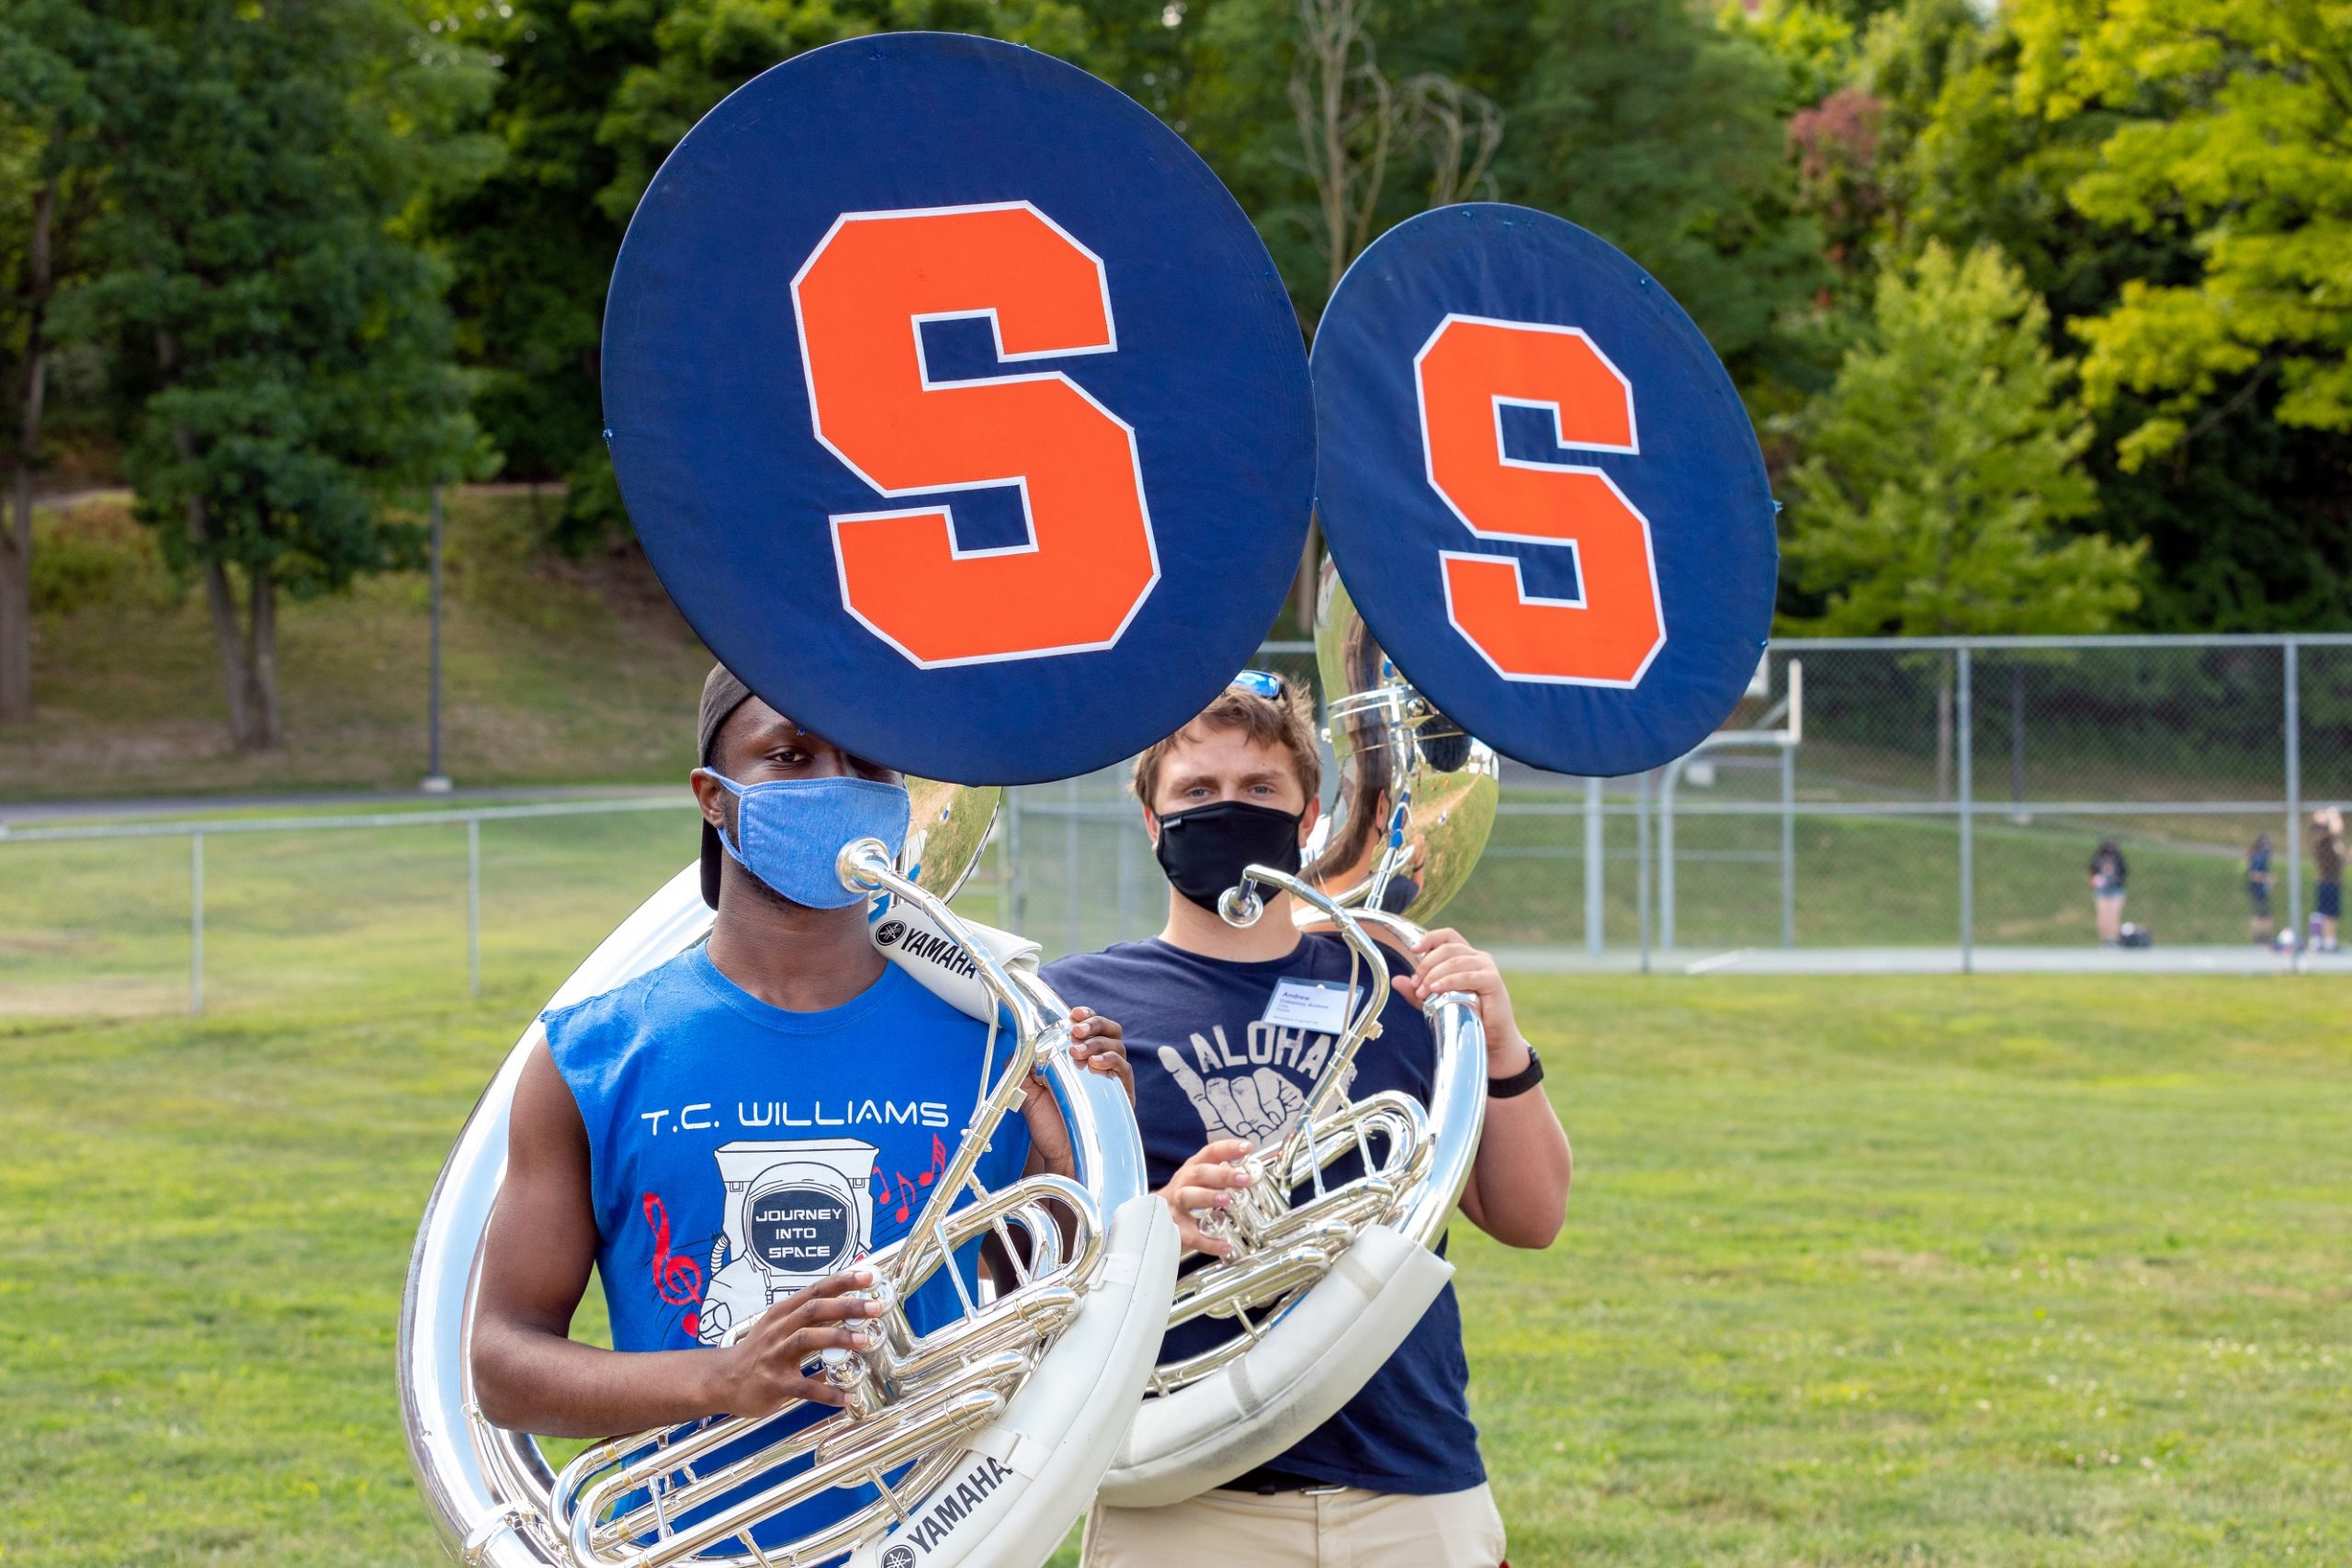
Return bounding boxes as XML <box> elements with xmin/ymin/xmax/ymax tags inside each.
<box><xmin>1041</xmin><ymin>934</ymin><xmax>1484</xmax><ymax>1495</ymax></box>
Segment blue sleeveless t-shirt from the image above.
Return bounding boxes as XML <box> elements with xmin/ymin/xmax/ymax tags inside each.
<box><xmin>545</xmin><ymin>946</ymin><xmax>1031</xmax><ymax>1554</ymax></box>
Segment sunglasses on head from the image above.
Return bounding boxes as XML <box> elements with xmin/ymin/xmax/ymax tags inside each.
<box><xmin>1228</xmin><ymin>669</ymin><xmax>1286</xmax><ymax>701</ymax></box>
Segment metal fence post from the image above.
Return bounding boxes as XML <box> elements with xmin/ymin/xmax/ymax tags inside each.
<box><xmin>1658</xmin><ymin>763</ymin><xmax>1679</xmax><ymax>951</ymax></box>
<box><xmin>1063</xmin><ymin>776</ymin><xmax>1080</xmax><ymax>955</ymax></box>
<box><xmin>1636</xmin><ymin>771</ymin><xmax>1652</xmax><ymax>975</ymax></box>
<box><xmin>1957</xmin><ymin>648</ymin><xmax>1974</xmax><ymax>974</ymax></box>
<box><xmin>466</xmin><ymin>817</ymin><xmax>481</xmax><ymax>998</ymax></box>
<box><xmin>1584</xmin><ymin>774</ymin><xmax>1604</xmax><ymax>957</ymax></box>
<box><xmin>1780</xmin><ymin>747</ymin><xmax>1795</xmax><ymax>948</ymax></box>
<box><xmin>2285</xmin><ymin>637</ymin><xmax>2301</xmax><ymax>945</ymax></box>
<box><xmin>189</xmin><ymin>829</ymin><xmax>204</xmax><ymax>1016</ymax></box>
<box><xmin>1006</xmin><ymin>786</ymin><xmax>1026</xmax><ymax>934</ymax></box>
<box><xmin>424</xmin><ymin>481</ymin><xmax>451</xmax><ymax>791</ymax></box>
<box><xmin>2009</xmin><ymin>660</ymin><xmax>2027</xmax><ymax>817</ymax></box>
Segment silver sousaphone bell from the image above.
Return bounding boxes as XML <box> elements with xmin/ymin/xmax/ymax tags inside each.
<box><xmin>1305</xmin><ymin>570</ymin><xmax>1501</xmax><ymax>928</ymax></box>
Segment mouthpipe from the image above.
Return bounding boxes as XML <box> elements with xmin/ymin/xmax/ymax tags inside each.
<box><xmin>1211</xmin><ymin>863</ymin><xmax>1394</xmax><ymax>1175</ymax></box>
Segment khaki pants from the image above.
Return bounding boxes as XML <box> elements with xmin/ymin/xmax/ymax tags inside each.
<box><xmin>1080</xmin><ymin>1483</ymin><xmax>1507</xmax><ymax>1568</ymax></box>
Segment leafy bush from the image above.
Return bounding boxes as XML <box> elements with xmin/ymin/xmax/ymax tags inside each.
<box><xmin>28</xmin><ymin>500</ymin><xmax>181</xmax><ymax>615</ymax></box>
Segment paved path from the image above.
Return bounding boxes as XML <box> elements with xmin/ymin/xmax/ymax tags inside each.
<box><xmin>1489</xmin><ymin>943</ymin><xmax>2352</xmax><ymax>976</ymax></box>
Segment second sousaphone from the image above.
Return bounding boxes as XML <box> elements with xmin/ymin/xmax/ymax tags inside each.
<box><xmin>1099</xmin><ymin>202</ymin><xmax>1778</xmax><ymax>1504</ymax></box>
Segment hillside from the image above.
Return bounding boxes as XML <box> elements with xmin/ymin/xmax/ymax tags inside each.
<box><xmin>2</xmin><ymin>491</ymin><xmax>713</xmax><ymax>802</ymax></box>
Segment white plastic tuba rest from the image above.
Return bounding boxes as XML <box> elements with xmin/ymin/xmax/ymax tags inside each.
<box><xmin>1096</xmin><ymin>1224</ymin><xmax>1452</xmax><ymax>1506</ymax></box>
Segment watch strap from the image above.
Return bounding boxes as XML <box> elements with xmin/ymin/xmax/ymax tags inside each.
<box><xmin>1487</xmin><ymin>1046</ymin><xmax>1544</xmax><ymax>1100</ymax></box>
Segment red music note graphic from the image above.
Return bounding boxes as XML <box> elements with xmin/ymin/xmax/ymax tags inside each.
<box><xmin>641</xmin><ymin>1193</ymin><xmax>703</xmax><ymax>1307</ymax></box>
<box><xmin>886</xmin><ymin>1137</ymin><xmax>955</xmax><ymax>1223</ymax></box>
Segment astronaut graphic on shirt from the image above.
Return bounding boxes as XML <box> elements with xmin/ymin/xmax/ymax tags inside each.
<box><xmin>695</xmin><ymin>1139</ymin><xmax>881</xmax><ymax>1345</ymax></box>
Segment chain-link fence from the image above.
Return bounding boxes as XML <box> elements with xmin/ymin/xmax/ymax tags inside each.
<box><xmin>7</xmin><ymin>634</ymin><xmax>2350</xmax><ymax>1021</ymax></box>
<box><xmin>1003</xmin><ymin>635</ymin><xmax>2352</xmax><ymax>971</ymax></box>
<box><xmin>0</xmin><ymin>797</ymin><xmax>708</xmax><ymax>1018</ymax></box>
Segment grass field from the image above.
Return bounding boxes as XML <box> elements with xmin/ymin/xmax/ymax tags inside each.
<box><xmin>5</xmin><ymin>953</ymin><xmax>2346</xmax><ymax>1565</ymax></box>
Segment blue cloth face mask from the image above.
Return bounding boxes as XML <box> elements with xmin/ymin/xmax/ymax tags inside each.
<box><xmin>701</xmin><ymin>773</ymin><xmax>910</xmax><ymax>909</ymax></box>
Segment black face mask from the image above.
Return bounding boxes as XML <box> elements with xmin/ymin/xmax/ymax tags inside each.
<box><xmin>1152</xmin><ymin>799</ymin><xmax>1306</xmax><ymax>912</ymax></box>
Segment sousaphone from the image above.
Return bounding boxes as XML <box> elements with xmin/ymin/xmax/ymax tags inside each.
<box><xmin>401</xmin><ymin>795</ymin><xmax>1170</xmax><ymax>1568</ymax></box>
<box><xmin>1100</xmin><ymin>203</ymin><xmax>1780</xmax><ymax>1505</ymax></box>
<box><xmin>399</xmin><ymin>33</ymin><xmax>1317</xmax><ymax>1568</ymax></box>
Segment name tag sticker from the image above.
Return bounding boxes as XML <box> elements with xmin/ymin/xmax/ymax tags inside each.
<box><xmin>1262</xmin><ymin>977</ymin><xmax>1353</xmax><ymax>1033</ymax></box>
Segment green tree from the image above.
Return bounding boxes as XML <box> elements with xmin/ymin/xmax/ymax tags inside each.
<box><xmin>1497</xmin><ymin>0</ymin><xmax>1830</xmax><ymax>404</ymax></box>
<box><xmin>1786</xmin><ymin>241</ymin><xmax>2136</xmax><ymax>635</ymax></box>
<box><xmin>594</xmin><ymin>2</ymin><xmax>1091</xmax><ymax>228</ymax></box>
<box><xmin>1723</xmin><ymin>0</ymin><xmax>1891</xmax><ymax>323</ymax></box>
<box><xmin>447</xmin><ymin>0</ymin><xmax>1093</xmax><ymax>548</ymax></box>
<box><xmin>1785</xmin><ymin>242</ymin><xmax>2140</xmax><ymax>793</ymax></box>
<box><xmin>0</xmin><ymin>4</ymin><xmax>108</xmax><ymax>723</ymax></box>
<box><xmin>1855</xmin><ymin>0</ymin><xmax>1979</xmax><ymax>168</ymax></box>
<box><xmin>433</xmin><ymin>0</ymin><xmax>664</xmax><ymax>547</ymax></box>
<box><xmin>1159</xmin><ymin>0</ymin><xmax>1825</xmax><ymax>379</ymax></box>
<box><xmin>1143</xmin><ymin>0</ymin><xmax>1500</xmax><ymax>623</ymax></box>
<box><xmin>2012</xmin><ymin>0</ymin><xmax>2352</xmax><ymax>470</ymax></box>
<box><xmin>1723</xmin><ymin>0</ymin><xmax>1860</xmax><ymax>118</ymax></box>
<box><xmin>1885</xmin><ymin>0</ymin><xmax>2352</xmax><ymax>629</ymax></box>
<box><xmin>67</xmin><ymin>0</ymin><xmax>491</xmax><ymax>750</ymax></box>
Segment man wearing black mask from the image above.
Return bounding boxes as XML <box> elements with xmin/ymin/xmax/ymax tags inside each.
<box><xmin>1044</xmin><ymin>672</ymin><xmax>1571</xmax><ymax>1568</ymax></box>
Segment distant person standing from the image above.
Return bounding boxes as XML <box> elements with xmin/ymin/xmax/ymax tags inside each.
<box><xmin>2311</xmin><ymin>808</ymin><xmax>2344</xmax><ymax>953</ymax></box>
<box><xmin>2088</xmin><ymin>839</ymin><xmax>2128</xmax><ymax>944</ymax></box>
<box><xmin>2246</xmin><ymin>833</ymin><xmax>2276</xmax><ymax>943</ymax></box>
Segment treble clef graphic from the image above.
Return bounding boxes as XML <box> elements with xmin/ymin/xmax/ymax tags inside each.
<box><xmin>641</xmin><ymin>1192</ymin><xmax>703</xmax><ymax>1306</ymax></box>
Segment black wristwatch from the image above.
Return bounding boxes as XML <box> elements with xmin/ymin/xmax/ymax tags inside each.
<box><xmin>1487</xmin><ymin>1045</ymin><xmax>1544</xmax><ymax>1100</ymax></box>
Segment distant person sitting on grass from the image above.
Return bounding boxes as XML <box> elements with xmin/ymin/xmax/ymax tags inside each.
<box><xmin>2311</xmin><ymin>808</ymin><xmax>2344</xmax><ymax>954</ymax></box>
<box><xmin>2088</xmin><ymin>839</ymin><xmax>2128</xmax><ymax>945</ymax></box>
<box><xmin>2247</xmin><ymin>833</ymin><xmax>2275</xmax><ymax>943</ymax></box>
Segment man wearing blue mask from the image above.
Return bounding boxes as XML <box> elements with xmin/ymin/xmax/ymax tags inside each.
<box><xmin>469</xmin><ymin>664</ymin><xmax>1128</xmax><ymax>1554</ymax></box>
<box><xmin>1046</xmin><ymin>673</ymin><xmax>1570</xmax><ymax>1568</ymax></box>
